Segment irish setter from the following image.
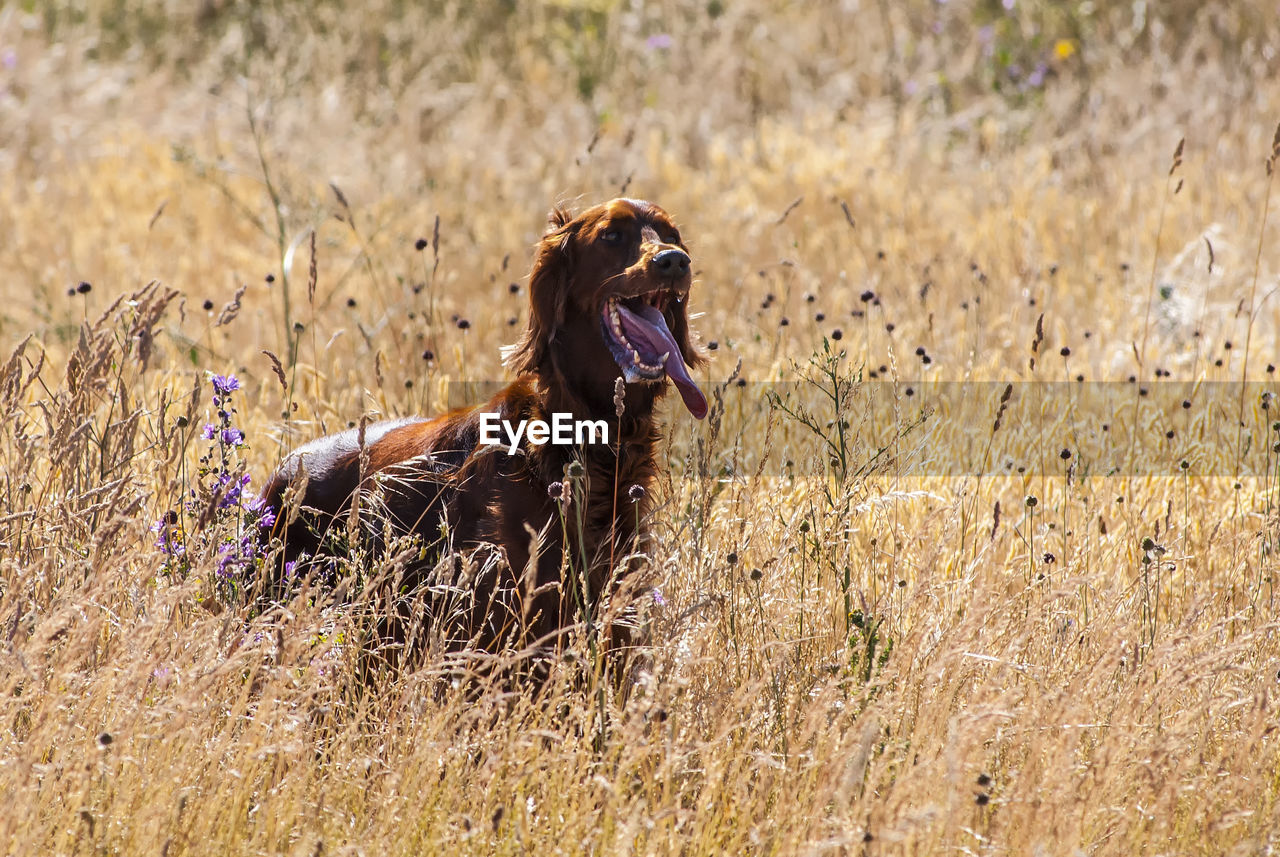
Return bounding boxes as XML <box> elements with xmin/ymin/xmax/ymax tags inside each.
<box><xmin>259</xmin><ymin>198</ymin><xmax>707</xmax><ymax>666</ymax></box>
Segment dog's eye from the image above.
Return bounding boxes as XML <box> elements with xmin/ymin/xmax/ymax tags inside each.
<box><xmin>600</xmin><ymin>229</ymin><xmax>622</xmax><ymax>243</ymax></box>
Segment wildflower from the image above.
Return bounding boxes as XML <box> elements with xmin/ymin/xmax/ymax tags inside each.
<box><xmin>211</xmin><ymin>374</ymin><xmax>240</xmax><ymax>395</ymax></box>
<box><xmin>221</xmin><ymin>427</ymin><xmax>245</xmax><ymax>446</ymax></box>
<box><xmin>215</xmin><ymin>542</ymin><xmax>238</xmax><ymax>579</ymax></box>
<box><xmin>652</xmin><ymin>587</ymin><xmax>666</xmax><ymax>606</ymax></box>
<box><xmin>216</xmin><ymin>533</ymin><xmax>259</xmax><ymax>580</ymax></box>
<box><xmin>247</xmin><ymin>496</ymin><xmax>277</xmax><ymax>529</ymax></box>
<box><xmin>627</xmin><ymin>484</ymin><xmax>646</xmax><ymax>502</ymax></box>
<box><xmin>151</xmin><ymin>515</ymin><xmax>185</xmax><ymax>557</ymax></box>
<box><xmin>646</xmin><ymin>33</ymin><xmax>673</xmax><ymax>50</ymax></box>
<box><xmin>217</xmin><ymin>473</ymin><xmax>252</xmax><ymax>509</ymax></box>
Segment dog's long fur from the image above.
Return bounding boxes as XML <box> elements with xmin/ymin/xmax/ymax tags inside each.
<box><xmin>258</xmin><ymin>198</ymin><xmax>706</xmax><ymax>661</ymax></box>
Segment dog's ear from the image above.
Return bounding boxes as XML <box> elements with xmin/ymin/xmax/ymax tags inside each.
<box><xmin>502</xmin><ymin>218</ymin><xmax>575</xmax><ymax>377</ymax></box>
<box><xmin>547</xmin><ymin>206</ymin><xmax>573</xmax><ymax>229</ymax></box>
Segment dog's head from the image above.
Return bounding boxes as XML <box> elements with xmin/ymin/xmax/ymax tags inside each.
<box><xmin>505</xmin><ymin>198</ymin><xmax>708</xmax><ymax>419</ymax></box>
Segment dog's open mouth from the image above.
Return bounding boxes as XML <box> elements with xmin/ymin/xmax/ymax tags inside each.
<box><xmin>601</xmin><ymin>290</ymin><xmax>708</xmax><ymax>419</ymax></box>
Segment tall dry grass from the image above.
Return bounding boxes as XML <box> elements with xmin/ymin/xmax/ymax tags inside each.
<box><xmin>2</xmin><ymin>1</ymin><xmax>1280</xmax><ymax>854</ymax></box>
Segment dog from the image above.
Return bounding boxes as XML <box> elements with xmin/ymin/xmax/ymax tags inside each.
<box><xmin>258</xmin><ymin>198</ymin><xmax>707</xmax><ymax>665</ymax></box>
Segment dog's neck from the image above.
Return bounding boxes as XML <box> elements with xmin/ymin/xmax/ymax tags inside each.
<box><xmin>513</xmin><ymin>367</ymin><xmax>663</xmax><ymax>508</ymax></box>
<box><xmin>534</xmin><ymin>362</ymin><xmax>664</xmax><ymax>436</ymax></box>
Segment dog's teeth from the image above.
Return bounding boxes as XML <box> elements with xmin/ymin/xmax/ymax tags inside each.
<box><xmin>659</xmin><ymin>351</ymin><xmax>670</xmax><ymax>365</ymax></box>
<box><xmin>631</xmin><ymin>348</ymin><xmax>640</xmax><ymax>364</ymax></box>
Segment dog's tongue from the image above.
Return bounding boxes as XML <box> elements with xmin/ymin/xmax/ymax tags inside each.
<box><xmin>618</xmin><ymin>302</ymin><xmax>708</xmax><ymax>420</ymax></box>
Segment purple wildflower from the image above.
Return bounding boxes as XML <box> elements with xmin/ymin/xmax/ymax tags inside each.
<box><xmin>211</xmin><ymin>374</ymin><xmax>241</xmax><ymax>395</ymax></box>
<box><xmin>217</xmin><ymin>472</ymin><xmax>252</xmax><ymax>509</ymax></box>
<box><xmin>247</xmin><ymin>496</ymin><xmax>277</xmax><ymax>529</ymax></box>
<box><xmin>652</xmin><ymin>587</ymin><xmax>666</xmax><ymax>607</ymax></box>
<box><xmin>150</xmin><ymin>517</ymin><xmax>184</xmax><ymax>556</ymax></box>
<box><xmin>201</xmin><ymin>423</ymin><xmax>216</xmax><ymax>440</ymax></box>
<box><xmin>646</xmin><ymin>33</ymin><xmax>673</xmax><ymax>50</ymax></box>
<box><xmin>215</xmin><ymin>542</ymin><xmax>237</xmax><ymax>578</ymax></box>
<box><xmin>221</xmin><ymin>427</ymin><xmax>244</xmax><ymax>446</ymax></box>
<box><xmin>216</xmin><ymin>533</ymin><xmax>258</xmax><ymax>579</ymax></box>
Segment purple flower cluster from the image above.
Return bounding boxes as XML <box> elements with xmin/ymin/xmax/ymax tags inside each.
<box><xmin>153</xmin><ymin>372</ymin><xmax>276</xmax><ymax>596</ymax></box>
<box><xmin>217</xmin><ymin>472</ymin><xmax>252</xmax><ymax>510</ymax></box>
<box><xmin>211</xmin><ymin>374</ymin><xmax>241</xmax><ymax>395</ymax></box>
<box><xmin>151</xmin><ymin>515</ymin><xmax>185</xmax><ymax>558</ymax></box>
<box><xmin>217</xmin><ymin>532</ymin><xmax>260</xmax><ymax>580</ymax></box>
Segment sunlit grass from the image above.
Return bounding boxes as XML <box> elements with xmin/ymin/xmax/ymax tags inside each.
<box><xmin>2</xmin><ymin>2</ymin><xmax>1280</xmax><ymax>854</ymax></box>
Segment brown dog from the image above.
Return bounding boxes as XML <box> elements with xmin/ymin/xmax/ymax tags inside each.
<box><xmin>259</xmin><ymin>198</ymin><xmax>707</xmax><ymax>663</ymax></box>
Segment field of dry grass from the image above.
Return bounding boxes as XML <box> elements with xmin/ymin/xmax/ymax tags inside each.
<box><xmin>3</xmin><ymin>1</ymin><xmax>1280</xmax><ymax>853</ymax></box>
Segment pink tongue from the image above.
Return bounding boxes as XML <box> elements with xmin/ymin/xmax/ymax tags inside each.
<box><xmin>621</xmin><ymin>303</ymin><xmax>708</xmax><ymax>420</ymax></box>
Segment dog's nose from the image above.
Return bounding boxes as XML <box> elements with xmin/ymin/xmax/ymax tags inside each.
<box><xmin>651</xmin><ymin>248</ymin><xmax>690</xmax><ymax>279</ymax></box>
